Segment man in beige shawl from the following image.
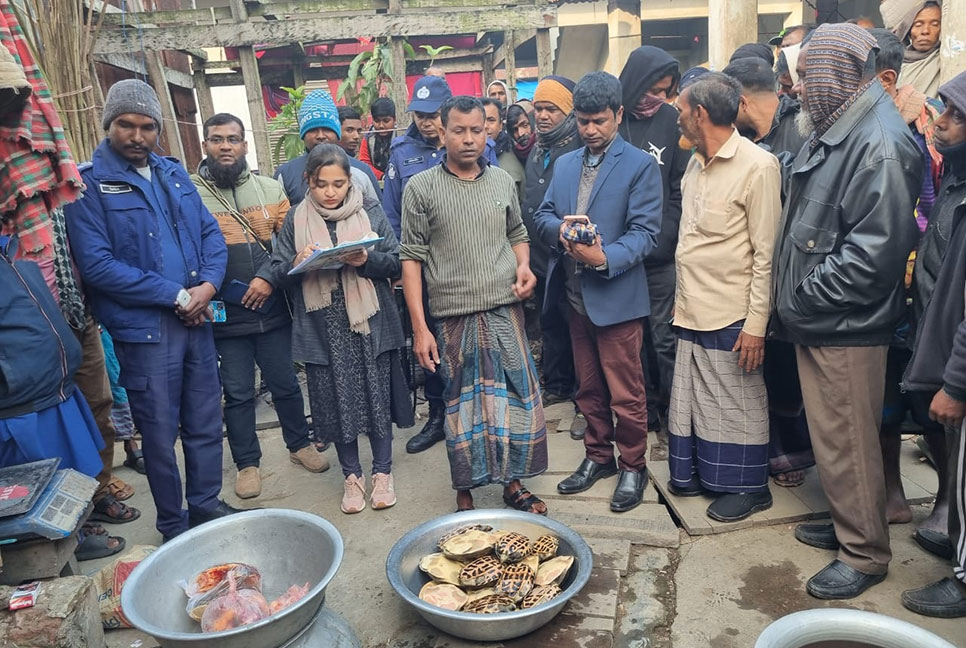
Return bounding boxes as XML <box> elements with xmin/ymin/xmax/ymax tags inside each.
<box><xmin>881</xmin><ymin>0</ymin><xmax>943</xmax><ymax>97</ymax></box>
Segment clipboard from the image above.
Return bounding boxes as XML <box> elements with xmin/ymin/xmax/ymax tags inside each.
<box><xmin>287</xmin><ymin>236</ymin><xmax>384</xmax><ymax>275</ymax></box>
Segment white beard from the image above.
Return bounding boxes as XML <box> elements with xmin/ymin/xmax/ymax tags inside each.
<box><xmin>796</xmin><ymin>109</ymin><xmax>815</xmax><ymax>139</ymax></box>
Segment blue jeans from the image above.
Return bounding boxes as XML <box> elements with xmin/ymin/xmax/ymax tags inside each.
<box><xmin>215</xmin><ymin>324</ymin><xmax>310</xmax><ymax>469</ymax></box>
<box><xmin>114</xmin><ymin>313</ymin><xmax>224</xmax><ymax>538</ymax></box>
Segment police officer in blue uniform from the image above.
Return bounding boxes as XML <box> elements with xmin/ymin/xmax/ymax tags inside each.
<box><xmin>65</xmin><ymin>80</ymin><xmax>240</xmax><ymax>542</ymax></box>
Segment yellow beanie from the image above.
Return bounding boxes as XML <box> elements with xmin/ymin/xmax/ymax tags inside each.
<box><xmin>533</xmin><ymin>76</ymin><xmax>575</xmax><ymax>115</ymax></box>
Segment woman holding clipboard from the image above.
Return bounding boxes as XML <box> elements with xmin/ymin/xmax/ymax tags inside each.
<box><xmin>270</xmin><ymin>143</ymin><xmax>412</xmax><ymax>514</ymax></box>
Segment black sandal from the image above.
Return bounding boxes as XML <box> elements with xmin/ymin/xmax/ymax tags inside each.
<box><xmin>89</xmin><ymin>493</ymin><xmax>141</xmax><ymax>524</ymax></box>
<box><xmin>75</xmin><ymin>527</ymin><xmax>125</xmax><ymax>561</ymax></box>
<box><xmin>123</xmin><ymin>449</ymin><xmax>146</xmax><ymax>475</ymax></box>
<box><xmin>503</xmin><ymin>487</ymin><xmax>548</xmax><ymax>516</ymax></box>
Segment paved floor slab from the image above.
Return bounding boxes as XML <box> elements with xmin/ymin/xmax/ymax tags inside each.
<box><xmin>548</xmin><ymin>499</ymin><xmax>680</xmax><ymax>548</ymax></box>
<box><xmin>650</xmin><ymin>437</ymin><xmax>936</xmax><ymax>536</ymax></box>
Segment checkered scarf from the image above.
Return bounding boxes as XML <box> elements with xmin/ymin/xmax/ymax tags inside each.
<box><xmin>803</xmin><ymin>23</ymin><xmax>878</xmax><ymax>141</ymax></box>
<box><xmin>0</xmin><ymin>0</ymin><xmax>82</xmax><ymax>258</ymax></box>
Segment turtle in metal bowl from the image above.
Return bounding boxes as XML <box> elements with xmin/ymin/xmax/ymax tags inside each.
<box><xmin>494</xmin><ymin>531</ymin><xmax>532</xmax><ymax>563</ymax></box>
<box><xmin>459</xmin><ymin>555</ymin><xmax>504</xmax><ymax>589</ymax></box>
<box><xmin>535</xmin><ymin>555</ymin><xmax>574</xmax><ymax>586</ymax></box>
<box><xmin>440</xmin><ymin>529</ymin><xmax>497</xmax><ymax>562</ymax></box>
<box><xmin>419</xmin><ymin>552</ymin><xmax>463</xmax><ymax>586</ymax></box>
<box><xmin>418</xmin><ymin>582</ymin><xmax>468</xmax><ymax>611</ymax></box>
<box><xmin>461</xmin><ymin>593</ymin><xmax>517</xmax><ymax>614</ymax></box>
<box><xmin>532</xmin><ymin>534</ymin><xmax>559</xmax><ymax>561</ymax></box>
<box><xmin>495</xmin><ymin>562</ymin><xmax>535</xmax><ymax>602</ymax></box>
<box><xmin>437</xmin><ymin>524</ymin><xmax>494</xmax><ymax>550</ymax></box>
<box><xmin>520</xmin><ymin>583</ymin><xmax>562</xmax><ymax>609</ymax></box>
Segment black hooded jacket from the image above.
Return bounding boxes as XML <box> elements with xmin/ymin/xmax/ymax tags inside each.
<box><xmin>618</xmin><ymin>46</ymin><xmax>691</xmax><ymax>268</ymax></box>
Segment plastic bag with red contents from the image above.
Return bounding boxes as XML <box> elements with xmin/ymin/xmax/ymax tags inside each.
<box><xmin>180</xmin><ymin>563</ymin><xmax>262</xmax><ymax>621</ymax></box>
<box><xmin>200</xmin><ymin>572</ymin><xmax>270</xmax><ymax>633</ymax></box>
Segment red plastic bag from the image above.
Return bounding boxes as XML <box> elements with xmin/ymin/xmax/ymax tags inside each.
<box><xmin>200</xmin><ymin>572</ymin><xmax>270</xmax><ymax>633</ymax></box>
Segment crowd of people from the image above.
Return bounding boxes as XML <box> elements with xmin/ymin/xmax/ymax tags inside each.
<box><xmin>1</xmin><ymin>0</ymin><xmax>964</xmax><ymax>619</ymax></box>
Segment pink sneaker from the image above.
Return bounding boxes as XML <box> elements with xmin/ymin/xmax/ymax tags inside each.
<box><xmin>370</xmin><ymin>473</ymin><xmax>396</xmax><ymax>510</ymax></box>
<box><xmin>341</xmin><ymin>474</ymin><xmax>366</xmax><ymax>514</ymax></box>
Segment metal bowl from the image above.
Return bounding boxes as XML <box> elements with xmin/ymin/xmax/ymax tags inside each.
<box><xmin>386</xmin><ymin>509</ymin><xmax>593</xmax><ymax>641</ymax></box>
<box><xmin>120</xmin><ymin>509</ymin><xmax>344</xmax><ymax>648</ymax></box>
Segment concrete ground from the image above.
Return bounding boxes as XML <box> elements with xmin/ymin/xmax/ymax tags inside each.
<box><xmin>94</xmin><ymin>406</ymin><xmax>964</xmax><ymax>648</ymax></box>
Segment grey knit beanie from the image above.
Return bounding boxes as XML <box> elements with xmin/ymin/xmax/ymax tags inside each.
<box><xmin>102</xmin><ymin>79</ymin><xmax>163</xmax><ymax>131</ymax></box>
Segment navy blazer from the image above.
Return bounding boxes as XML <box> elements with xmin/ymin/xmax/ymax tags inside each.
<box><xmin>532</xmin><ymin>135</ymin><xmax>663</xmax><ymax>327</ymax></box>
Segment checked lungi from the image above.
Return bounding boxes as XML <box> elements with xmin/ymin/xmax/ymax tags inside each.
<box><xmin>437</xmin><ymin>303</ymin><xmax>548</xmax><ymax>491</ymax></box>
<box><xmin>669</xmin><ymin>321</ymin><xmax>770</xmax><ymax>493</ymax></box>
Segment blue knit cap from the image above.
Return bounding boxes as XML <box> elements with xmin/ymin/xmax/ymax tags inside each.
<box><xmin>298</xmin><ymin>90</ymin><xmax>341</xmax><ymax>140</ymax></box>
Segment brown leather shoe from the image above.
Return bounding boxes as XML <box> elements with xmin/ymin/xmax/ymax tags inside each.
<box><xmin>234</xmin><ymin>466</ymin><xmax>261</xmax><ymax>499</ymax></box>
<box><xmin>290</xmin><ymin>445</ymin><xmax>330</xmax><ymax>473</ymax></box>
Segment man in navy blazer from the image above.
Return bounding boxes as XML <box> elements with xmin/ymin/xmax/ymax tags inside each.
<box><xmin>533</xmin><ymin>71</ymin><xmax>664</xmax><ymax>512</ymax></box>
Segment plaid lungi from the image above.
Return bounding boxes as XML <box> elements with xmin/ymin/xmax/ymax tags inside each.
<box><xmin>669</xmin><ymin>321</ymin><xmax>770</xmax><ymax>493</ymax></box>
<box><xmin>438</xmin><ymin>303</ymin><xmax>548</xmax><ymax>490</ymax></box>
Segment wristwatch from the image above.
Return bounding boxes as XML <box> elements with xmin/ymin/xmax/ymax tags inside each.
<box><xmin>593</xmin><ymin>259</ymin><xmax>608</xmax><ymax>272</ymax></box>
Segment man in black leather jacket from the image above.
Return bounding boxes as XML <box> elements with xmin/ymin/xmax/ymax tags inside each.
<box><xmin>771</xmin><ymin>24</ymin><xmax>923</xmax><ymax>601</ymax></box>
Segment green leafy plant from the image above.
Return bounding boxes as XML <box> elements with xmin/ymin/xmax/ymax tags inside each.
<box><xmin>269</xmin><ymin>85</ymin><xmax>308</xmax><ymax>167</ymax></box>
<box><xmin>420</xmin><ymin>44</ymin><xmax>453</xmax><ymax>66</ymax></box>
<box><xmin>337</xmin><ymin>37</ymin><xmax>415</xmax><ymax>116</ymax></box>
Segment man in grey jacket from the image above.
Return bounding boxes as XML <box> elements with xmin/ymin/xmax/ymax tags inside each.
<box><xmin>771</xmin><ymin>24</ymin><xmax>922</xmax><ymax>600</ymax></box>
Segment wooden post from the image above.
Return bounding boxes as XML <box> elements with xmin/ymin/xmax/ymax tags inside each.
<box><xmin>390</xmin><ymin>36</ymin><xmax>411</xmax><ymax>129</ymax></box>
<box><xmin>482</xmin><ymin>51</ymin><xmax>495</xmax><ymax>91</ymax></box>
<box><xmin>293</xmin><ymin>62</ymin><xmax>306</xmax><ymax>89</ymax></box>
<box><xmin>238</xmin><ymin>46</ymin><xmax>274</xmax><ymax>175</ymax></box>
<box><xmin>940</xmin><ymin>0</ymin><xmax>966</xmax><ymax>84</ymax></box>
<box><xmin>504</xmin><ymin>30</ymin><xmax>517</xmax><ymax>103</ymax></box>
<box><xmin>536</xmin><ymin>28</ymin><xmax>553</xmax><ymax>79</ymax></box>
<box><xmin>193</xmin><ymin>68</ymin><xmax>215</xmax><ymax>124</ymax></box>
<box><xmin>605</xmin><ymin>0</ymin><xmax>641</xmax><ymax>76</ymax></box>
<box><xmin>708</xmin><ymin>0</ymin><xmax>758</xmax><ymax>71</ymax></box>
<box><xmin>144</xmin><ymin>52</ymin><xmax>186</xmax><ymax>162</ymax></box>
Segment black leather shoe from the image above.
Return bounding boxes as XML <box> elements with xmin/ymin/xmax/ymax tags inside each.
<box><xmin>914</xmin><ymin>528</ymin><xmax>954</xmax><ymax>560</ymax></box>
<box><xmin>557</xmin><ymin>458</ymin><xmax>618</xmax><ymax>494</ymax></box>
<box><xmin>570</xmin><ymin>414</ymin><xmax>587</xmax><ymax>441</ymax></box>
<box><xmin>188</xmin><ymin>500</ymin><xmax>245</xmax><ymax>528</ymax></box>
<box><xmin>610</xmin><ymin>468</ymin><xmax>647</xmax><ymax>512</ymax></box>
<box><xmin>542</xmin><ymin>391</ymin><xmax>571</xmax><ymax>407</ymax></box>
<box><xmin>706</xmin><ymin>490</ymin><xmax>772</xmax><ymax>522</ymax></box>
<box><xmin>667</xmin><ymin>477</ymin><xmax>706</xmax><ymax>497</ymax></box>
<box><xmin>806</xmin><ymin>559</ymin><xmax>886</xmax><ymax>600</ymax></box>
<box><xmin>406</xmin><ymin>406</ymin><xmax>445</xmax><ymax>454</ymax></box>
<box><xmin>902</xmin><ymin>577</ymin><xmax>966</xmax><ymax>618</ymax></box>
<box><xmin>794</xmin><ymin>523</ymin><xmax>840</xmax><ymax>550</ymax></box>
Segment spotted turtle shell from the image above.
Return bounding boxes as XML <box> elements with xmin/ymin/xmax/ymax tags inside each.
<box><xmin>520</xmin><ymin>583</ymin><xmax>562</xmax><ymax>609</ymax></box>
<box><xmin>494</xmin><ymin>562</ymin><xmax>535</xmax><ymax>602</ymax></box>
<box><xmin>532</xmin><ymin>535</ymin><xmax>559</xmax><ymax>561</ymax></box>
<box><xmin>459</xmin><ymin>555</ymin><xmax>503</xmax><ymax>589</ymax></box>
<box><xmin>494</xmin><ymin>531</ymin><xmax>532</xmax><ymax>563</ymax></box>
<box><xmin>461</xmin><ymin>593</ymin><xmax>517</xmax><ymax>614</ymax></box>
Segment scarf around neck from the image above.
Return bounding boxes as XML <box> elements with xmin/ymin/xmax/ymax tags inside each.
<box><xmin>293</xmin><ymin>184</ymin><xmax>379</xmax><ymax>335</ymax></box>
<box><xmin>632</xmin><ymin>93</ymin><xmax>666</xmax><ymax>120</ymax></box>
<box><xmin>513</xmin><ymin>131</ymin><xmax>536</xmax><ymax>162</ymax></box>
<box><xmin>534</xmin><ymin>111</ymin><xmax>578</xmax><ymax>158</ymax></box>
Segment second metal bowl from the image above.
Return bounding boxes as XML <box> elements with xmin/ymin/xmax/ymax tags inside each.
<box><xmin>386</xmin><ymin>509</ymin><xmax>593</xmax><ymax>642</ymax></box>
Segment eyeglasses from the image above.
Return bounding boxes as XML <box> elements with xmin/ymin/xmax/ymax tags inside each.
<box><xmin>206</xmin><ymin>136</ymin><xmax>244</xmax><ymax>145</ymax></box>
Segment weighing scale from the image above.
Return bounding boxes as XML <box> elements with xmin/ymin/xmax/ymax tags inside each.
<box><xmin>0</xmin><ymin>459</ymin><xmax>98</xmax><ymax>584</ymax></box>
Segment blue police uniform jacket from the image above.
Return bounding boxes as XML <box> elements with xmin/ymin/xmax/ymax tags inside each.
<box><xmin>382</xmin><ymin>123</ymin><xmax>498</xmax><ymax>238</ymax></box>
<box><xmin>64</xmin><ymin>140</ymin><xmax>227</xmax><ymax>344</ymax></box>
